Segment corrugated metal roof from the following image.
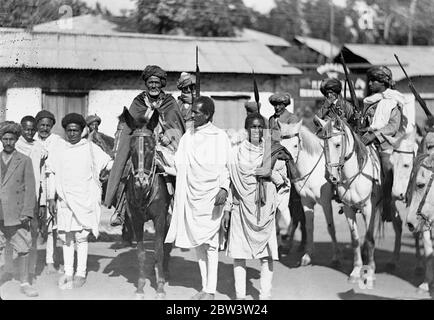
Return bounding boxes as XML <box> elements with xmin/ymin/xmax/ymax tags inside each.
<box><xmin>294</xmin><ymin>36</ymin><xmax>341</xmax><ymax>59</ymax></box>
<box><xmin>342</xmin><ymin>44</ymin><xmax>434</xmax><ymax>81</ymax></box>
<box><xmin>33</xmin><ymin>15</ymin><xmax>292</xmax><ymax>48</ymax></box>
<box><xmin>236</xmin><ymin>28</ymin><xmax>291</xmax><ymax>47</ymax></box>
<box><xmin>0</xmin><ymin>29</ymin><xmax>300</xmax><ymax>75</ymax></box>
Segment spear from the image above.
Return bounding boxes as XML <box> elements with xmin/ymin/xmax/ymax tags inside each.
<box><xmin>195</xmin><ymin>46</ymin><xmax>201</xmax><ymax>99</ymax></box>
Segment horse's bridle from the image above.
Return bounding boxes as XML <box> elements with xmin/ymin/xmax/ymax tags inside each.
<box><xmin>321</xmin><ymin>121</ymin><xmax>355</xmax><ymax>185</ymax></box>
<box><xmin>132</xmin><ymin>129</ymin><xmax>156</xmax><ymax>189</ymax></box>
<box><xmin>414</xmin><ymin>163</ymin><xmax>434</xmax><ymax>232</ymax></box>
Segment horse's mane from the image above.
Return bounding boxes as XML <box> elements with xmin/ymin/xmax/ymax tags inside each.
<box><xmin>299</xmin><ymin>125</ymin><xmax>323</xmax><ymax>156</ymax></box>
<box><xmin>406</xmin><ymin>153</ymin><xmax>432</xmax><ymax>205</ymax></box>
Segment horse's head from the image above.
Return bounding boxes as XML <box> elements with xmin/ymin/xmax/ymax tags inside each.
<box><xmin>407</xmin><ymin>154</ymin><xmax>434</xmax><ymax>233</ymax></box>
<box><xmin>122</xmin><ymin>107</ymin><xmax>157</xmax><ymax>191</ymax></box>
<box><xmin>390</xmin><ymin>133</ymin><xmax>418</xmax><ymax>201</ymax></box>
<box><xmin>279</xmin><ymin>120</ymin><xmax>303</xmax><ymax>163</ymax></box>
<box><xmin>316</xmin><ymin>116</ymin><xmax>351</xmax><ymax>185</ymax></box>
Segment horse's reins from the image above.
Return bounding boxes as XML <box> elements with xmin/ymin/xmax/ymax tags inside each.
<box><xmin>414</xmin><ymin>163</ymin><xmax>434</xmax><ymax>232</ymax></box>
<box><xmin>132</xmin><ymin>129</ymin><xmax>157</xmax><ymax>207</ymax></box>
<box><xmin>281</xmin><ymin>132</ymin><xmax>324</xmax><ymax>193</ymax></box>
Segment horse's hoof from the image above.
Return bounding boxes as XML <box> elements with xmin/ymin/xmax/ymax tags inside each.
<box><xmin>135</xmin><ymin>292</ymin><xmax>145</xmax><ymax>300</ymax></box>
<box><xmin>417</xmin><ymin>282</ymin><xmax>429</xmax><ymax>294</ymax></box>
<box><xmin>414</xmin><ymin>266</ymin><xmax>425</xmax><ymax>276</ymax></box>
<box><xmin>300</xmin><ymin>254</ymin><xmax>312</xmax><ymax>267</ymax></box>
<box><xmin>348</xmin><ymin>276</ymin><xmax>360</xmax><ymax>284</ymax></box>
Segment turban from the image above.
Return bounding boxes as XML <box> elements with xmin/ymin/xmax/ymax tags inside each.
<box><xmin>269</xmin><ymin>93</ymin><xmax>291</xmax><ymax>106</ymax></box>
<box><xmin>177</xmin><ymin>72</ymin><xmax>196</xmax><ymax>90</ymax></box>
<box><xmin>320</xmin><ymin>78</ymin><xmax>342</xmax><ymax>96</ymax></box>
<box><xmin>0</xmin><ymin>121</ymin><xmax>21</xmax><ymax>138</ymax></box>
<box><xmin>141</xmin><ymin>65</ymin><xmax>167</xmax><ymax>87</ymax></box>
<box><xmin>367</xmin><ymin>66</ymin><xmax>395</xmax><ymax>88</ymax></box>
<box><xmin>244</xmin><ymin>101</ymin><xmax>261</xmax><ymax>113</ymax></box>
<box><xmin>425</xmin><ymin>132</ymin><xmax>434</xmax><ymax>149</ymax></box>
<box><xmin>35</xmin><ymin>110</ymin><xmax>56</xmax><ymax>125</ymax></box>
<box><xmin>86</xmin><ymin>114</ymin><xmax>101</xmax><ymax>126</ymax></box>
<box><xmin>61</xmin><ymin>113</ymin><xmax>87</xmax><ymax>130</ymax></box>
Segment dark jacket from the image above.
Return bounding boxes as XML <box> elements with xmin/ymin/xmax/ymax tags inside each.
<box><xmin>0</xmin><ymin>151</ymin><xmax>36</xmax><ymax>226</ymax></box>
<box><xmin>317</xmin><ymin>96</ymin><xmax>358</xmax><ymax>129</ymax></box>
<box><xmin>104</xmin><ymin>91</ymin><xmax>186</xmax><ymax>207</ymax></box>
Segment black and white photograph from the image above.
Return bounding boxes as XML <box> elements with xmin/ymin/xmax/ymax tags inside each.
<box><xmin>0</xmin><ymin>0</ymin><xmax>434</xmax><ymax>306</ymax></box>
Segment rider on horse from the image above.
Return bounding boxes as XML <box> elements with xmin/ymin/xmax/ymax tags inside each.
<box><xmin>106</xmin><ymin>65</ymin><xmax>186</xmax><ymax>228</ymax></box>
<box><xmin>316</xmin><ymin>77</ymin><xmax>359</xmax><ymax>130</ymax></box>
<box><xmin>359</xmin><ymin>66</ymin><xmax>406</xmax><ymax>222</ymax></box>
<box><xmin>315</xmin><ymin>78</ymin><xmax>359</xmax><ymax>205</ymax></box>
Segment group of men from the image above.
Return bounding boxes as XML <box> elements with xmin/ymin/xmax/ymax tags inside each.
<box><xmin>0</xmin><ymin>111</ymin><xmax>113</xmax><ymax>296</ymax></box>
<box><xmin>0</xmin><ymin>62</ymin><xmax>407</xmax><ymax>300</ymax></box>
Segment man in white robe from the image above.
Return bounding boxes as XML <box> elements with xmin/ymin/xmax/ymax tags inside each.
<box><xmin>164</xmin><ymin>96</ymin><xmax>231</xmax><ymax>300</ymax></box>
<box><xmin>15</xmin><ymin>116</ymin><xmax>47</xmax><ymax>282</ymax></box>
<box><xmin>34</xmin><ymin>110</ymin><xmax>64</xmax><ymax>273</ymax></box>
<box><xmin>46</xmin><ymin>113</ymin><xmax>112</xmax><ymax>289</ymax></box>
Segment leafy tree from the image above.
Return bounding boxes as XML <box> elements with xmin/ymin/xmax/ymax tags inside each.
<box><xmin>133</xmin><ymin>0</ymin><xmax>253</xmax><ymax>36</ymax></box>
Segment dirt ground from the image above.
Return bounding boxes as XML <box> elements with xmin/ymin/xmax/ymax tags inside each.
<box><xmin>0</xmin><ymin>202</ymin><xmax>432</xmax><ymax>300</ymax></box>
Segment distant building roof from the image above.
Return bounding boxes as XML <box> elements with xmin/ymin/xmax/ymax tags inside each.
<box><xmin>32</xmin><ymin>14</ymin><xmax>121</xmax><ymax>35</ymax></box>
<box><xmin>0</xmin><ymin>29</ymin><xmax>301</xmax><ymax>75</ymax></box>
<box><xmin>341</xmin><ymin>44</ymin><xmax>434</xmax><ymax>81</ymax></box>
<box><xmin>294</xmin><ymin>36</ymin><xmax>341</xmax><ymax>59</ymax></box>
<box><xmin>236</xmin><ymin>28</ymin><xmax>291</xmax><ymax>48</ymax></box>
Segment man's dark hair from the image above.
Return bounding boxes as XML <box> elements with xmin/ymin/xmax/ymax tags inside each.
<box><xmin>245</xmin><ymin>112</ymin><xmax>265</xmax><ymax>130</ymax></box>
<box><xmin>20</xmin><ymin>116</ymin><xmax>36</xmax><ymax>126</ymax></box>
<box><xmin>194</xmin><ymin>96</ymin><xmax>215</xmax><ymax>118</ymax></box>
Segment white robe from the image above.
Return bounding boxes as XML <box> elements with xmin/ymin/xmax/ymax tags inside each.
<box><xmin>226</xmin><ymin>140</ymin><xmax>278</xmax><ymax>259</ymax></box>
<box><xmin>46</xmin><ymin>139</ymin><xmax>112</xmax><ymax>238</ymax></box>
<box><xmin>16</xmin><ymin>136</ymin><xmax>45</xmax><ymax>195</ymax></box>
<box><xmin>165</xmin><ymin>122</ymin><xmax>231</xmax><ymax>248</ymax></box>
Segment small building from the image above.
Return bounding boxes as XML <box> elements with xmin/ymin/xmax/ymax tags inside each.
<box><xmin>0</xmin><ymin>15</ymin><xmax>301</xmax><ymax>136</ymax></box>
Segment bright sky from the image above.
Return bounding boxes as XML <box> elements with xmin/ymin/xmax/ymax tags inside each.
<box><xmin>82</xmin><ymin>0</ymin><xmax>348</xmax><ymax>15</ymax></box>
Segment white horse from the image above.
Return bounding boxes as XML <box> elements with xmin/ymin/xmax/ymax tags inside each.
<box><xmin>388</xmin><ymin>133</ymin><xmax>427</xmax><ymax>274</ymax></box>
<box><xmin>405</xmin><ymin>153</ymin><xmax>434</xmax><ymax>294</ymax></box>
<box><xmin>279</xmin><ymin>121</ymin><xmax>340</xmax><ymax>267</ymax></box>
<box><xmin>315</xmin><ymin>117</ymin><xmax>382</xmax><ymax>288</ymax></box>
<box><xmin>406</xmin><ymin>154</ymin><xmax>434</xmax><ymax>295</ymax></box>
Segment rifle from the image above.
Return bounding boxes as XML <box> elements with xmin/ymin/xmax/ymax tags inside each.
<box><xmin>339</xmin><ymin>53</ymin><xmax>363</xmax><ymax>130</ymax></box>
<box><xmin>394</xmin><ymin>54</ymin><xmax>433</xmax><ymax>118</ymax></box>
<box><xmin>252</xmin><ymin>70</ymin><xmax>260</xmax><ymax>114</ymax></box>
<box><xmin>195</xmin><ymin>46</ymin><xmax>200</xmax><ymax>100</ymax></box>
<box><xmin>37</xmin><ymin>158</ymin><xmax>48</xmax><ymax>241</ymax></box>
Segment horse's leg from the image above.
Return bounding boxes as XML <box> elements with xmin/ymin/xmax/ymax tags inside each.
<box><xmin>343</xmin><ymin>205</ymin><xmax>363</xmax><ymax>283</ymax></box>
<box><xmin>300</xmin><ymin>199</ymin><xmax>314</xmax><ymax>267</ymax></box>
<box><xmin>362</xmin><ymin>198</ymin><xmax>376</xmax><ymax>289</ymax></box>
<box><xmin>419</xmin><ymin>231</ymin><xmax>434</xmax><ymax>293</ymax></box>
<box><xmin>127</xmin><ymin>200</ymin><xmax>146</xmax><ymax>299</ymax></box>
<box><xmin>318</xmin><ymin>195</ymin><xmax>340</xmax><ymax>266</ymax></box>
<box><xmin>151</xmin><ymin>206</ymin><xmax>167</xmax><ymax>299</ymax></box>
<box><xmin>387</xmin><ymin>201</ymin><xmax>402</xmax><ymax>270</ymax></box>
